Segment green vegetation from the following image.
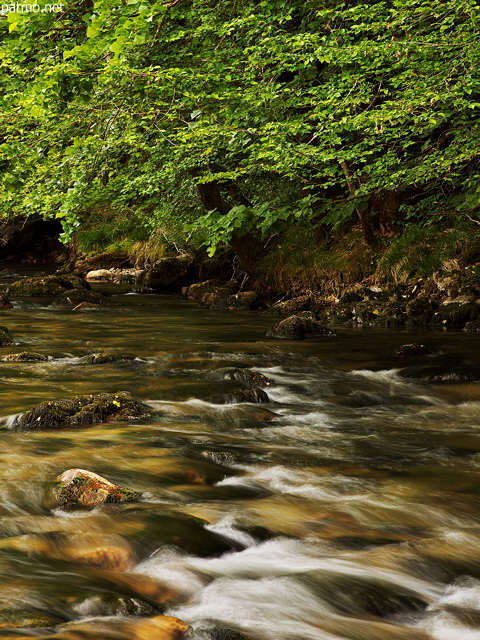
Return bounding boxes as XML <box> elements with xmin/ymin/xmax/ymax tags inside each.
<box><xmin>0</xmin><ymin>0</ymin><xmax>479</xmax><ymax>272</ymax></box>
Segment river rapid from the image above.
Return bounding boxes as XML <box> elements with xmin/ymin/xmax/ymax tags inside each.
<box><xmin>1</xmin><ymin>266</ymin><xmax>480</xmax><ymax>640</ymax></box>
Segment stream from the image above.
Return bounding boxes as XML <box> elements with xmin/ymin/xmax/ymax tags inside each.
<box><xmin>1</xmin><ymin>266</ymin><xmax>480</xmax><ymax>640</ymax></box>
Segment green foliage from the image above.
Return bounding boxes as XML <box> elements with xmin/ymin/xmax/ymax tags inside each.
<box><xmin>378</xmin><ymin>222</ymin><xmax>476</xmax><ymax>280</ymax></box>
<box><xmin>0</xmin><ymin>0</ymin><xmax>479</xmax><ymax>251</ymax></box>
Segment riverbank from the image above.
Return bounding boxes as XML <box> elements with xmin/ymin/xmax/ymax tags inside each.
<box><xmin>1</xmin><ymin>217</ymin><xmax>479</xmax><ymax>331</ymax></box>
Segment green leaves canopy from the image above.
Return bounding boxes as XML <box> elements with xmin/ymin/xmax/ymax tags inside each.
<box><xmin>0</xmin><ymin>0</ymin><xmax>479</xmax><ymax>247</ymax></box>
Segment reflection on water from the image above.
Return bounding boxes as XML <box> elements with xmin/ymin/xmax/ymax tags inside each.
<box><xmin>0</xmin><ymin>268</ymin><xmax>480</xmax><ymax>638</ymax></box>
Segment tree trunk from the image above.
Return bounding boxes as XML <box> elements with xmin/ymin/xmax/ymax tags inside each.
<box><xmin>340</xmin><ymin>161</ymin><xmax>376</xmax><ymax>247</ymax></box>
<box><xmin>194</xmin><ymin>178</ymin><xmax>266</xmax><ymax>274</ymax></box>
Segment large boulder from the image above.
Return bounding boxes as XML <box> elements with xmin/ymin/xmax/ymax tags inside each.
<box><xmin>0</xmin><ymin>293</ymin><xmax>13</xmax><ymax>309</ymax></box>
<box><xmin>86</xmin><ymin>268</ymin><xmax>144</xmax><ymax>284</ymax></box>
<box><xmin>140</xmin><ymin>255</ymin><xmax>194</xmax><ymax>293</ymax></box>
<box><xmin>7</xmin><ymin>275</ymin><xmax>73</xmax><ymax>298</ymax></box>
<box><xmin>266</xmin><ymin>315</ymin><xmax>336</xmax><ymax>339</ymax></box>
<box><xmin>15</xmin><ymin>391</ymin><xmax>149</xmax><ymax>429</ymax></box>
<box><xmin>0</xmin><ymin>325</ymin><xmax>13</xmax><ymax>346</ymax></box>
<box><xmin>51</xmin><ymin>468</ymin><xmax>141</xmax><ymax>510</ymax></box>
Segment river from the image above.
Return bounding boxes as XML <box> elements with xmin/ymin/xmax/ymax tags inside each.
<box><xmin>1</xmin><ymin>266</ymin><xmax>480</xmax><ymax>640</ymax></box>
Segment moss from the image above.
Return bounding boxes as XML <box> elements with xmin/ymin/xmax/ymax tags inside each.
<box><xmin>432</xmin><ymin>302</ymin><xmax>480</xmax><ymax>326</ymax></box>
<box><xmin>16</xmin><ymin>391</ymin><xmax>149</xmax><ymax>429</ymax></box>
<box><xmin>7</xmin><ymin>276</ymin><xmax>72</xmax><ymax>297</ymax></box>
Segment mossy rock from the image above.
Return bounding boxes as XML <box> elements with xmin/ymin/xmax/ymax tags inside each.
<box><xmin>6</xmin><ymin>275</ymin><xmax>73</xmax><ymax>297</ymax></box>
<box><xmin>208</xmin><ymin>387</ymin><xmax>269</xmax><ymax>404</ymax></box>
<box><xmin>200</xmin><ymin>290</ymin><xmax>259</xmax><ymax>311</ymax></box>
<box><xmin>266</xmin><ymin>315</ymin><xmax>336</xmax><ymax>339</ymax></box>
<box><xmin>2</xmin><ymin>351</ymin><xmax>48</xmax><ymax>362</ymax></box>
<box><xmin>181</xmin><ymin>280</ymin><xmax>230</xmax><ymax>301</ymax></box>
<box><xmin>0</xmin><ymin>325</ymin><xmax>13</xmax><ymax>346</ymax></box>
<box><xmin>55</xmin><ymin>288</ymin><xmax>108</xmax><ymax>306</ymax></box>
<box><xmin>392</xmin><ymin>344</ymin><xmax>433</xmax><ymax>358</ymax></box>
<box><xmin>79</xmin><ymin>353</ymin><xmax>132</xmax><ymax>365</ymax></box>
<box><xmin>15</xmin><ymin>391</ymin><xmax>149</xmax><ymax>429</ymax></box>
<box><xmin>51</xmin><ymin>468</ymin><xmax>141</xmax><ymax>510</ymax></box>
<box><xmin>208</xmin><ymin>367</ymin><xmax>274</xmax><ymax>388</ymax></box>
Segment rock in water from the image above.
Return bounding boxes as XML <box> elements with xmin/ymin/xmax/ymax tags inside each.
<box><xmin>208</xmin><ymin>387</ymin><xmax>269</xmax><ymax>404</ymax></box>
<box><xmin>391</xmin><ymin>343</ymin><xmax>433</xmax><ymax>358</ymax></box>
<box><xmin>266</xmin><ymin>315</ymin><xmax>336</xmax><ymax>339</ymax></box>
<box><xmin>2</xmin><ymin>351</ymin><xmax>48</xmax><ymax>362</ymax></box>
<box><xmin>0</xmin><ymin>293</ymin><xmax>13</xmax><ymax>309</ymax></box>
<box><xmin>54</xmin><ymin>289</ymin><xmax>108</xmax><ymax>306</ymax></box>
<box><xmin>15</xmin><ymin>391</ymin><xmax>149</xmax><ymax>429</ymax></box>
<box><xmin>52</xmin><ymin>468</ymin><xmax>141</xmax><ymax>510</ymax></box>
<box><xmin>79</xmin><ymin>353</ymin><xmax>132</xmax><ymax>365</ymax></box>
<box><xmin>7</xmin><ymin>275</ymin><xmax>73</xmax><ymax>297</ymax></box>
<box><xmin>0</xmin><ymin>325</ymin><xmax>13</xmax><ymax>346</ymax></box>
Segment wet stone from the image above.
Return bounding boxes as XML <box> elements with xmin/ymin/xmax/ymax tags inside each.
<box><xmin>54</xmin><ymin>288</ymin><xmax>108</xmax><ymax>306</ymax></box>
<box><xmin>2</xmin><ymin>351</ymin><xmax>48</xmax><ymax>362</ymax></box>
<box><xmin>0</xmin><ymin>325</ymin><xmax>13</xmax><ymax>346</ymax></box>
<box><xmin>15</xmin><ymin>391</ymin><xmax>149</xmax><ymax>429</ymax></box>
<box><xmin>208</xmin><ymin>367</ymin><xmax>275</xmax><ymax>388</ymax></box>
<box><xmin>0</xmin><ymin>293</ymin><xmax>13</xmax><ymax>309</ymax></box>
<box><xmin>7</xmin><ymin>275</ymin><xmax>73</xmax><ymax>298</ymax></box>
<box><xmin>391</xmin><ymin>343</ymin><xmax>433</xmax><ymax>358</ymax></box>
<box><xmin>208</xmin><ymin>387</ymin><xmax>269</xmax><ymax>404</ymax></box>
<box><xmin>266</xmin><ymin>314</ymin><xmax>336</xmax><ymax>339</ymax></box>
<box><xmin>79</xmin><ymin>353</ymin><xmax>132</xmax><ymax>365</ymax></box>
<box><xmin>51</xmin><ymin>468</ymin><xmax>141</xmax><ymax>510</ymax></box>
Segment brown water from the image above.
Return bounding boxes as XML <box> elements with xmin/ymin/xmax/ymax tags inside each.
<box><xmin>1</xmin><ymin>266</ymin><xmax>480</xmax><ymax>639</ymax></box>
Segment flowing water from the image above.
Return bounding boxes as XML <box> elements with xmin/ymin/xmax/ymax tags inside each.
<box><xmin>1</xmin><ymin>266</ymin><xmax>480</xmax><ymax>640</ymax></box>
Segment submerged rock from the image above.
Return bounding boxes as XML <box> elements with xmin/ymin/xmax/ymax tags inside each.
<box><xmin>55</xmin><ymin>288</ymin><xmax>108</xmax><ymax>306</ymax></box>
<box><xmin>0</xmin><ymin>325</ymin><xmax>14</xmax><ymax>346</ymax></box>
<box><xmin>399</xmin><ymin>364</ymin><xmax>480</xmax><ymax>383</ymax></box>
<box><xmin>15</xmin><ymin>391</ymin><xmax>149</xmax><ymax>429</ymax></box>
<box><xmin>79</xmin><ymin>353</ymin><xmax>132</xmax><ymax>365</ymax></box>
<box><xmin>266</xmin><ymin>315</ymin><xmax>336</xmax><ymax>339</ymax></box>
<box><xmin>7</xmin><ymin>275</ymin><xmax>73</xmax><ymax>297</ymax></box>
<box><xmin>391</xmin><ymin>344</ymin><xmax>433</xmax><ymax>358</ymax></box>
<box><xmin>2</xmin><ymin>351</ymin><xmax>48</xmax><ymax>362</ymax></box>
<box><xmin>51</xmin><ymin>468</ymin><xmax>141</xmax><ymax>510</ymax></box>
<box><xmin>0</xmin><ymin>293</ymin><xmax>13</xmax><ymax>309</ymax></box>
<box><xmin>208</xmin><ymin>387</ymin><xmax>269</xmax><ymax>404</ymax></box>
<box><xmin>208</xmin><ymin>367</ymin><xmax>274</xmax><ymax>388</ymax></box>
<box><xmin>46</xmin><ymin>614</ymin><xmax>189</xmax><ymax>639</ymax></box>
